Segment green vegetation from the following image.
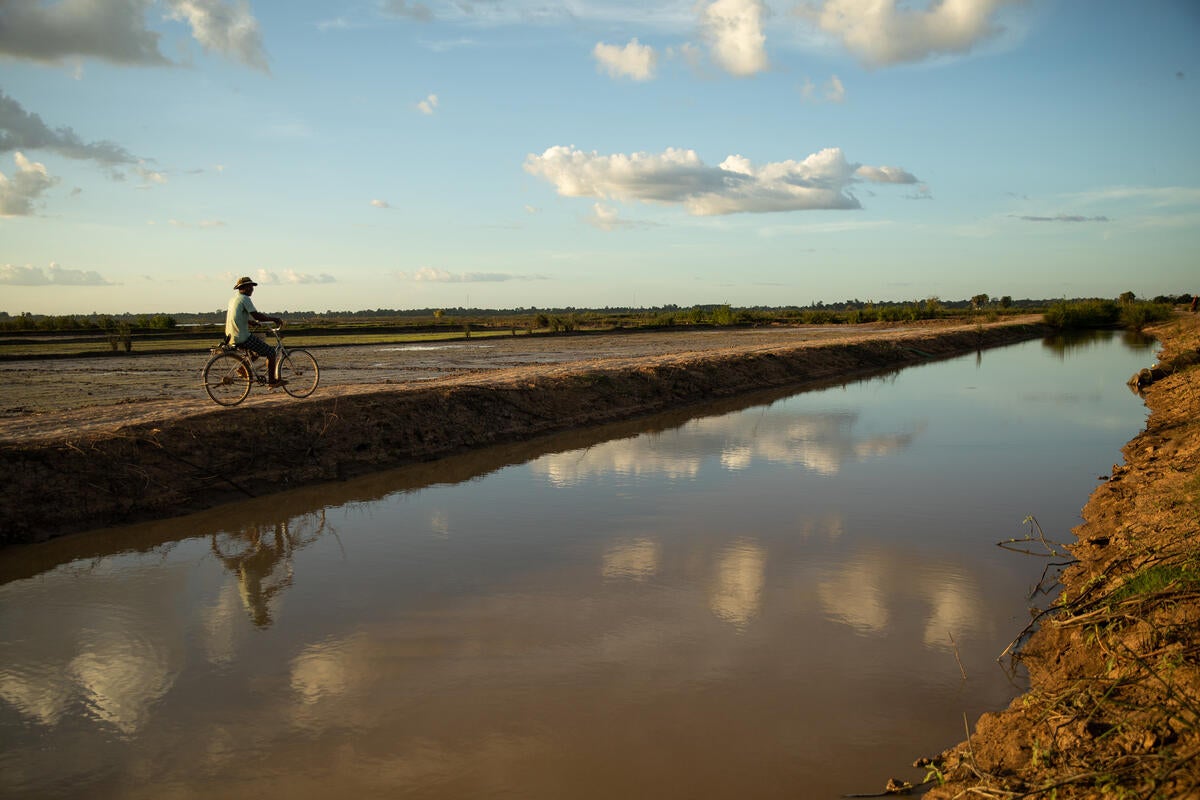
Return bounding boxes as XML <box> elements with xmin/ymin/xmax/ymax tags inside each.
<box><xmin>1042</xmin><ymin>292</ymin><xmax>1177</xmax><ymax>332</ymax></box>
<box><xmin>1043</xmin><ymin>298</ymin><xmax>1123</xmax><ymax>329</ymax></box>
<box><xmin>1106</xmin><ymin>562</ymin><xmax>1200</xmax><ymax>605</ymax></box>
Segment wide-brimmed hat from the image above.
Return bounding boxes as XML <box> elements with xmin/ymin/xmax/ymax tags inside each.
<box><xmin>234</xmin><ymin>276</ymin><xmax>258</xmax><ymax>289</ymax></box>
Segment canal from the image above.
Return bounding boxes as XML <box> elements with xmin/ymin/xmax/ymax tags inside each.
<box><xmin>0</xmin><ymin>330</ymin><xmax>1156</xmax><ymax>798</ymax></box>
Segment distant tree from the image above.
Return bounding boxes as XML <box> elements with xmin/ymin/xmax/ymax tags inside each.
<box><xmin>970</xmin><ymin>293</ymin><xmax>990</xmax><ymax>309</ymax></box>
<box><xmin>999</xmin><ymin>295</ymin><xmax>1012</xmax><ymax>309</ymax></box>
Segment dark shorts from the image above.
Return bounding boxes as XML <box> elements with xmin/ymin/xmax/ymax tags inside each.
<box><xmin>237</xmin><ymin>334</ymin><xmax>275</xmax><ymax>358</ymax></box>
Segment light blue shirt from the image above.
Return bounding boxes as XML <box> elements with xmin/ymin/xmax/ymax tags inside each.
<box><xmin>226</xmin><ymin>292</ymin><xmax>257</xmax><ymax>344</ymax></box>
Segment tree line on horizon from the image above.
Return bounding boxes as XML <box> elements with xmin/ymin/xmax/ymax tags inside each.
<box><xmin>0</xmin><ymin>292</ymin><xmax>1193</xmax><ymax>334</ymax></box>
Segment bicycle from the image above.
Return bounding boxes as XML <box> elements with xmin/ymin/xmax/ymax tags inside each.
<box><xmin>202</xmin><ymin>324</ymin><xmax>319</xmax><ymax>406</ymax></box>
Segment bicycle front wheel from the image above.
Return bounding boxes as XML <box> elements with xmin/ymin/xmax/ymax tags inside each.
<box><xmin>203</xmin><ymin>352</ymin><xmax>252</xmax><ymax>406</ymax></box>
<box><xmin>280</xmin><ymin>349</ymin><xmax>319</xmax><ymax>398</ymax></box>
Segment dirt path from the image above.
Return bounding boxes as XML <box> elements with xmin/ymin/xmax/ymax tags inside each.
<box><xmin>0</xmin><ymin>320</ymin><xmax>1027</xmax><ymax>444</ymax></box>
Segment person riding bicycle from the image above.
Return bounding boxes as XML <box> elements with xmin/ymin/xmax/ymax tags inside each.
<box><xmin>226</xmin><ymin>276</ymin><xmax>286</xmax><ymax>387</ymax></box>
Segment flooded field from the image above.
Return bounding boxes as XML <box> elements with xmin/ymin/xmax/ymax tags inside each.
<box><xmin>0</xmin><ymin>330</ymin><xmax>1156</xmax><ymax>798</ymax></box>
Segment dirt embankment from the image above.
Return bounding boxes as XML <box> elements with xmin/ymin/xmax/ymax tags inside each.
<box><xmin>923</xmin><ymin>314</ymin><xmax>1200</xmax><ymax>798</ymax></box>
<box><xmin>0</xmin><ymin>319</ymin><xmax>1045</xmax><ymax>545</ymax></box>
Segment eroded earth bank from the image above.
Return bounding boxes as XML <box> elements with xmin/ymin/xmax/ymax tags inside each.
<box><xmin>924</xmin><ymin>314</ymin><xmax>1200</xmax><ymax>799</ymax></box>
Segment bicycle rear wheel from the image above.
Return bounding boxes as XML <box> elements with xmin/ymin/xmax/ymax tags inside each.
<box><xmin>203</xmin><ymin>352</ymin><xmax>252</xmax><ymax>406</ymax></box>
<box><xmin>280</xmin><ymin>349</ymin><xmax>319</xmax><ymax>398</ymax></box>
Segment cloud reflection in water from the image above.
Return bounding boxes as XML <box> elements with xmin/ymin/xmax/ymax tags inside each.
<box><xmin>533</xmin><ymin>406</ymin><xmax>922</xmax><ymax>485</ymax></box>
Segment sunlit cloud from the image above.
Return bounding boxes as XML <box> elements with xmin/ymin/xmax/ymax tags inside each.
<box><xmin>284</xmin><ymin>269</ymin><xmax>336</xmax><ymax>284</ymax></box>
<box><xmin>218</xmin><ymin>268</ymin><xmax>332</xmax><ymax>286</ymax></box>
<box><xmin>0</xmin><ymin>152</ymin><xmax>58</xmax><ymax>216</ymax></box>
<box><xmin>801</xmin><ymin>0</ymin><xmax>1019</xmax><ymax>67</ymax></box>
<box><xmin>1064</xmin><ymin>186</ymin><xmax>1200</xmax><ymax>208</ymax></box>
<box><xmin>370</xmin><ymin>198</ymin><xmax>391</xmax><ymax>209</ymax></box>
<box><xmin>700</xmin><ymin>0</ymin><xmax>768</xmax><ymax>77</ymax></box>
<box><xmin>135</xmin><ymin>161</ymin><xmax>168</xmax><ymax>188</ymax></box>
<box><xmin>416</xmin><ymin>93</ymin><xmax>439</xmax><ymax>115</ymax></box>
<box><xmin>586</xmin><ymin>202</ymin><xmax>656</xmax><ymax>231</ymax></box>
<box><xmin>167</xmin><ymin>218</ymin><xmax>226</xmax><ymax>228</ymax></box>
<box><xmin>0</xmin><ymin>261</ymin><xmax>113</xmax><ymax>286</ymax></box>
<box><xmin>399</xmin><ymin>266</ymin><xmax>544</xmax><ymax>283</ymax></box>
<box><xmin>166</xmin><ymin>0</ymin><xmax>270</xmax><ymax>72</ymax></box>
<box><xmin>593</xmin><ymin>38</ymin><xmax>657</xmax><ymax>81</ymax></box>
<box><xmin>524</xmin><ymin>145</ymin><xmax>920</xmax><ymax>216</ymax></box>
<box><xmin>801</xmin><ymin>74</ymin><xmax>846</xmax><ymax>103</ymax></box>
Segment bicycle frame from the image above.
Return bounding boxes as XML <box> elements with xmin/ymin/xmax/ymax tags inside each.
<box><xmin>202</xmin><ymin>324</ymin><xmax>320</xmax><ymax>406</ymax></box>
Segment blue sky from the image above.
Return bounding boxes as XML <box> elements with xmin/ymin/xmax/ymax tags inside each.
<box><xmin>1</xmin><ymin>0</ymin><xmax>1198</xmax><ymax>315</ymax></box>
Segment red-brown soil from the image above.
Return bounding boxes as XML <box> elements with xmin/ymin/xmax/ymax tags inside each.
<box><xmin>922</xmin><ymin>314</ymin><xmax>1200</xmax><ymax>799</ymax></box>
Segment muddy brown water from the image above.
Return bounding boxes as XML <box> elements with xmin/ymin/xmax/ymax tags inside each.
<box><xmin>0</xmin><ymin>330</ymin><xmax>1156</xmax><ymax>799</ymax></box>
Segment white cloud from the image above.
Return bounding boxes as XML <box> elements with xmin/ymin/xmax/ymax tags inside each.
<box><xmin>416</xmin><ymin>93</ymin><xmax>439</xmax><ymax>115</ymax></box>
<box><xmin>164</xmin><ymin>0</ymin><xmax>270</xmax><ymax>71</ymax></box>
<box><xmin>589</xmin><ymin>202</ymin><xmax>621</xmax><ymax>231</ymax></box>
<box><xmin>400</xmin><ymin>266</ymin><xmax>542</xmax><ymax>282</ymax></box>
<box><xmin>700</xmin><ymin>0</ymin><xmax>768</xmax><ymax>77</ymax></box>
<box><xmin>167</xmin><ymin>218</ymin><xmax>226</xmax><ymax>228</ymax></box>
<box><xmin>825</xmin><ymin>74</ymin><xmax>845</xmax><ymax>102</ymax></box>
<box><xmin>316</xmin><ymin>17</ymin><xmax>353</xmax><ymax>32</ymax></box>
<box><xmin>371</xmin><ymin>198</ymin><xmax>391</xmax><ymax>209</ymax></box>
<box><xmin>0</xmin><ymin>261</ymin><xmax>114</xmax><ymax>286</ymax></box>
<box><xmin>135</xmin><ymin>160</ymin><xmax>167</xmax><ymax>188</ymax></box>
<box><xmin>284</xmin><ymin>269</ymin><xmax>336</xmax><ymax>284</ymax></box>
<box><xmin>800</xmin><ymin>74</ymin><xmax>846</xmax><ymax>103</ymax></box>
<box><xmin>0</xmin><ymin>152</ymin><xmax>58</xmax><ymax>216</ymax></box>
<box><xmin>804</xmin><ymin>0</ymin><xmax>1017</xmax><ymax>67</ymax></box>
<box><xmin>523</xmin><ymin>145</ymin><xmax>919</xmax><ymax>216</ymax></box>
<box><xmin>1065</xmin><ymin>186</ymin><xmax>1200</xmax><ymax>208</ymax></box>
<box><xmin>593</xmin><ymin>38</ymin><xmax>657</xmax><ymax>81</ymax></box>
<box><xmin>854</xmin><ymin>164</ymin><xmax>917</xmax><ymax>184</ymax></box>
<box><xmin>586</xmin><ymin>202</ymin><xmax>657</xmax><ymax>231</ymax></box>
<box><xmin>0</xmin><ymin>0</ymin><xmax>268</xmax><ymax>70</ymax></box>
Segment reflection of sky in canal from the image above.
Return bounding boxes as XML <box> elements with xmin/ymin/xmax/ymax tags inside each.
<box><xmin>534</xmin><ymin>409</ymin><xmax>921</xmax><ymax>484</ymax></box>
<box><xmin>0</xmin><ymin>332</ymin><xmax>1157</xmax><ymax>799</ymax></box>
